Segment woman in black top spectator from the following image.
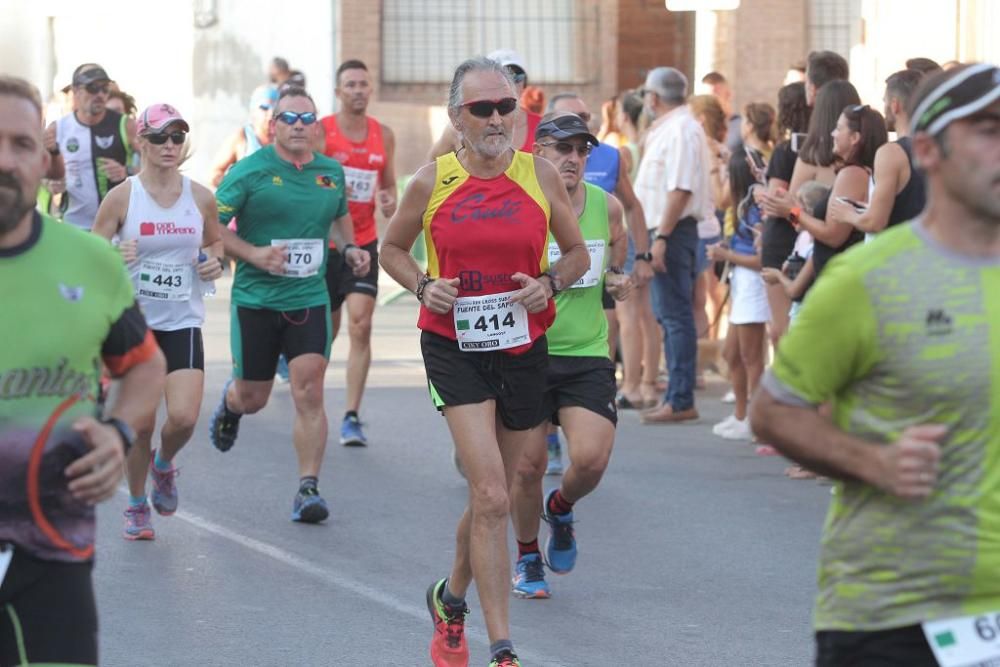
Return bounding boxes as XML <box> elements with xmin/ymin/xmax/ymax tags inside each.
<box><xmin>761</xmin><ymin>81</ymin><xmax>862</xmax><ymax>276</ymax></box>
<box><xmin>760</xmin><ymin>82</ymin><xmax>810</xmax><ymax>343</ymax></box>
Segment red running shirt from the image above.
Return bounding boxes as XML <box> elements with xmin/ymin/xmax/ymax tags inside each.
<box><xmin>418</xmin><ymin>151</ymin><xmax>554</xmax><ymax>354</ymax></box>
<box><xmin>320</xmin><ymin>115</ymin><xmax>386</xmax><ymax>247</ymax></box>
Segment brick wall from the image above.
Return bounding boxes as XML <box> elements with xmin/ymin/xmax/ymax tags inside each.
<box><xmin>617</xmin><ymin>0</ymin><xmax>696</xmax><ymax>91</ymax></box>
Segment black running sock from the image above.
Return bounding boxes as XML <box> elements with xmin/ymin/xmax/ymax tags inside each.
<box><xmin>345</xmin><ymin>410</ymin><xmax>359</xmax><ymax>421</ymax></box>
<box><xmin>441</xmin><ymin>579</ymin><xmax>465</xmax><ymax>609</ymax></box>
<box><xmin>299</xmin><ymin>476</ymin><xmax>319</xmax><ymax>495</ymax></box>
<box><xmin>517</xmin><ymin>539</ymin><xmax>540</xmax><ymax>558</ymax></box>
<box><xmin>490</xmin><ymin>640</ymin><xmax>514</xmax><ymax>659</ymax></box>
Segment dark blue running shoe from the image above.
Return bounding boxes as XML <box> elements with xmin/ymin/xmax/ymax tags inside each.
<box><xmin>209</xmin><ymin>379</ymin><xmax>241</xmax><ymax>452</ymax></box>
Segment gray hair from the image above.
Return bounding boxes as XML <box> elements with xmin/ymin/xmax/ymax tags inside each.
<box><xmin>547</xmin><ymin>92</ymin><xmax>581</xmax><ymax>112</ymax></box>
<box><xmin>644</xmin><ymin>67</ymin><xmax>688</xmax><ymax>105</ymax></box>
<box><xmin>447</xmin><ymin>56</ymin><xmax>516</xmax><ymax>111</ymax></box>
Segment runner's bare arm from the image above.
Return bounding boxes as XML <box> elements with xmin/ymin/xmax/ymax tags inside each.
<box><xmin>43</xmin><ymin>121</ymin><xmax>64</xmax><ymax>179</ymax></box>
<box><xmin>377</xmin><ymin>124</ymin><xmax>398</xmax><ymax>218</ymax></box>
<box><xmin>426</xmin><ymin>125</ymin><xmax>461</xmax><ymax>162</ymax></box>
<box><xmin>380</xmin><ymin>163</ymin><xmax>436</xmax><ymax>293</ymax></box>
<box><xmin>217</xmin><ymin>223</ymin><xmax>286</xmax><ymax>274</ymax></box>
<box><xmin>606</xmin><ymin>193</ymin><xmax>627</xmax><ymax>269</ymax></box>
<box><xmin>193</xmin><ymin>183</ymin><xmax>224</xmax><ymax>281</ymax></box>
<box><xmin>209</xmin><ymin>131</ymin><xmax>244</xmax><ymax>188</ymax></box>
<box><xmin>536</xmin><ymin>156</ymin><xmax>588</xmax><ymax>291</ymax></box>
<box><xmin>91</xmin><ymin>180</ymin><xmax>132</xmax><ymax>239</ymax></box>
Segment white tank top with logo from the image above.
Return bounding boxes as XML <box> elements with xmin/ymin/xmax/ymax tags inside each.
<box><xmin>56</xmin><ymin>114</ymin><xmax>99</xmax><ymax>230</ymax></box>
<box><xmin>120</xmin><ymin>175</ymin><xmax>205</xmax><ymax>331</ymax></box>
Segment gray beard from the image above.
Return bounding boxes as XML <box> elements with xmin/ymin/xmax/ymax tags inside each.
<box><xmin>0</xmin><ymin>182</ymin><xmax>31</xmax><ymax>234</ymax></box>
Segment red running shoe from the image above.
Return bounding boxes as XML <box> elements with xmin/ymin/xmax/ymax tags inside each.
<box><xmin>426</xmin><ymin>578</ymin><xmax>469</xmax><ymax>667</ymax></box>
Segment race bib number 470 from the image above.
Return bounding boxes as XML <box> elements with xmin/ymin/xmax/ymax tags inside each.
<box><xmin>453</xmin><ymin>291</ymin><xmax>530</xmax><ymax>351</ymax></box>
<box><xmin>271</xmin><ymin>239</ymin><xmax>324</xmax><ymax>278</ymax></box>
<box><xmin>924</xmin><ymin>612</ymin><xmax>1000</xmax><ymax>667</ymax></box>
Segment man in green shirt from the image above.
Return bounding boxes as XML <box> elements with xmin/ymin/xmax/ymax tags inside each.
<box><xmin>751</xmin><ymin>64</ymin><xmax>1000</xmax><ymax>666</ymax></box>
<box><xmin>210</xmin><ymin>87</ymin><xmax>370</xmax><ymax>524</ymax></box>
<box><xmin>509</xmin><ymin>113</ymin><xmax>631</xmax><ymax>599</ymax></box>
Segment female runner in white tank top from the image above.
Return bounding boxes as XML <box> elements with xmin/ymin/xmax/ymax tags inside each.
<box><xmin>93</xmin><ymin>103</ymin><xmax>223</xmax><ymax>540</ymax></box>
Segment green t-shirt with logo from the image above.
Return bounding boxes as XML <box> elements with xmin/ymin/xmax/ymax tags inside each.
<box><xmin>547</xmin><ymin>183</ymin><xmax>610</xmax><ymax>358</ymax></box>
<box><xmin>216</xmin><ymin>145</ymin><xmax>348</xmax><ymax>310</ymax></box>
<box><xmin>1</xmin><ymin>213</ymin><xmax>153</xmax><ymax>562</ymax></box>
<box><xmin>764</xmin><ymin>221</ymin><xmax>1000</xmax><ymax>632</ymax></box>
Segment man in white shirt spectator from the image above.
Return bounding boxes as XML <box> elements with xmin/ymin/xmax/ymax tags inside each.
<box><xmin>634</xmin><ymin>67</ymin><xmax>713</xmax><ymax>424</ymax></box>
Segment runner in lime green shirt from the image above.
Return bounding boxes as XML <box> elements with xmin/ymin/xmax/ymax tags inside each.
<box><xmin>509</xmin><ymin>113</ymin><xmax>631</xmax><ymax>600</ymax></box>
<box><xmin>751</xmin><ymin>64</ymin><xmax>1000</xmax><ymax>666</ymax></box>
<box><xmin>209</xmin><ymin>87</ymin><xmax>372</xmax><ymax>524</ymax></box>
<box><xmin>1</xmin><ymin>77</ymin><xmax>165</xmax><ymax>667</ymax></box>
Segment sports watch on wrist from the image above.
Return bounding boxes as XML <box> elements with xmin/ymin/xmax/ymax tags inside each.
<box><xmin>634</xmin><ymin>252</ymin><xmax>652</xmax><ymax>262</ymax></box>
<box><xmin>101</xmin><ymin>417</ymin><xmax>136</xmax><ymax>456</ymax></box>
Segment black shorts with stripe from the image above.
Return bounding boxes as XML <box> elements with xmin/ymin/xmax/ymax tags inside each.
<box><xmin>542</xmin><ymin>355</ymin><xmax>618</xmax><ymax>426</ymax></box>
<box><xmin>326</xmin><ymin>240</ymin><xmax>379</xmax><ymax>311</ymax></box>
<box><xmin>153</xmin><ymin>328</ymin><xmax>204</xmax><ymax>374</ymax></box>
<box><xmin>420</xmin><ymin>331</ymin><xmax>549</xmax><ymax>431</ymax></box>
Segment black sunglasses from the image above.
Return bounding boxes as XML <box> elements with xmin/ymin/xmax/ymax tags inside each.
<box><xmin>462</xmin><ymin>98</ymin><xmax>518</xmax><ymax>118</ymax></box>
<box><xmin>275</xmin><ymin>111</ymin><xmax>317</xmax><ymax>125</ymax></box>
<box><xmin>145</xmin><ymin>131</ymin><xmax>187</xmax><ymax>145</ymax></box>
<box><xmin>538</xmin><ymin>141</ymin><xmax>592</xmax><ymax>157</ymax></box>
<box><xmin>84</xmin><ymin>82</ymin><xmax>110</xmax><ymax>95</ymax></box>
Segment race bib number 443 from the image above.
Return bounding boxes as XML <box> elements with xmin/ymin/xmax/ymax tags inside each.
<box><xmin>271</xmin><ymin>239</ymin><xmax>324</xmax><ymax>278</ymax></box>
<box><xmin>137</xmin><ymin>260</ymin><xmax>192</xmax><ymax>301</ymax></box>
<box><xmin>453</xmin><ymin>291</ymin><xmax>530</xmax><ymax>351</ymax></box>
<box><xmin>924</xmin><ymin>612</ymin><xmax>1000</xmax><ymax>667</ymax></box>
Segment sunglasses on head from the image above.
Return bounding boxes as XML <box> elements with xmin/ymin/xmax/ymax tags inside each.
<box><xmin>275</xmin><ymin>111</ymin><xmax>317</xmax><ymax>125</ymax></box>
<box><xmin>83</xmin><ymin>82</ymin><xmax>110</xmax><ymax>95</ymax></box>
<box><xmin>145</xmin><ymin>131</ymin><xmax>187</xmax><ymax>145</ymax></box>
<box><xmin>846</xmin><ymin>104</ymin><xmax>870</xmax><ymax>115</ymax></box>
<box><xmin>462</xmin><ymin>98</ymin><xmax>518</xmax><ymax>118</ymax></box>
<box><xmin>538</xmin><ymin>141</ymin><xmax>592</xmax><ymax>157</ymax></box>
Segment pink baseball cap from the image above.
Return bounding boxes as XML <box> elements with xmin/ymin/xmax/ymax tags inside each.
<box><xmin>137</xmin><ymin>103</ymin><xmax>190</xmax><ymax>135</ymax></box>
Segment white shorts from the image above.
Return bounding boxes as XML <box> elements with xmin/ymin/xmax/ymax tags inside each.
<box><xmin>729</xmin><ymin>265</ymin><xmax>771</xmax><ymax>325</ymax></box>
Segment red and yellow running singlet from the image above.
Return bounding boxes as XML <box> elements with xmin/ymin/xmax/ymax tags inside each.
<box><xmin>418</xmin><ymin>151</ymin><xmax>554</xmax><ymax>354</ymax></box>
<box><xmin>320</xmin><ymin>115</ymin><xmax>386</xmax><ymax>247</ymax></box>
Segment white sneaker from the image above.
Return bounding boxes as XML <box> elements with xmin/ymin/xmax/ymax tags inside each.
<box><xmin>721</xmin><ymin>390</ymin><xmax>736</xmax><ymax>404</ymax></box>
<box><xmin>718</xmin><ymin>417</ymin><xmax>753</xmax><ymax>441</ymax></box>
<box><xmin>712</xmin><ymin>414</ymin><xmax>737</xmax><ymax>436</ymax></box>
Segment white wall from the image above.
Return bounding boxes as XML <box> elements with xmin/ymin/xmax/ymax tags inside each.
<box><xmin>1</xmin><ymin>0</ymin><xmax>336</xmax><ymax>184</ymax></box>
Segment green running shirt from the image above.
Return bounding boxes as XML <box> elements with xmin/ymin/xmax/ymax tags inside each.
<box><xmin>216</xmin><ymin>145</ymin><xmax>349</xmax><ymax>310</ymax></box>
<box><xmin>763</xmin><ymin>220</ymin><xmax>1000</xmax><ymax>631</ymax></box>
<box><xmin>547</xmin><ymin>182</ymin><xmax>610</xmax><ymax>358</ymax></box>
<box><xmin>0</xmin><ymin>213</ymin><xmax>157</xmax><ymax>562</ymax></box>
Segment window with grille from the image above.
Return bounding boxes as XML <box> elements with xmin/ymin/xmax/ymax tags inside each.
<box><xmin>381</xmin><ymin>0</ymin><xmax>599</xmax><ymax>84</ymax></box>
<box><xmin>808</xmin><ymin>0</ymin><xmax>856</xmax><ymax>57</ymax></box>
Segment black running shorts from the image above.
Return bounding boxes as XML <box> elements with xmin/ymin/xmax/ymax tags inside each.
<box><xmin>231</xmin><ymin>304</ymin><xmax>332</xmax><ymax>381</ymax></box>
<box><xmin>542</xmin><ymin>355</ymin><xmax>618</xmax><ymax>426</ymax></box>
<box><xmin>815</xmin><ymin>625</ymin><xmax>938</xmax><ymax>667</ymax></box>
<box><xmin>326</xmin><ymin>240</ymin><xmax>379</xmax><ymax>311</ymax></box>
<box><xmin>153</xmin><ymin>327</ymin><xmax>204</xmax><ymax>374</ymax></box>
<box><xmin>420</xmin><ymin>331</ymin><xmax>549</xmax><ymax>431</ymax></box>
<box><xmin>0</xmin><ymin>547</ymin><xmax>97</xmax><ymax>666</ymax></box>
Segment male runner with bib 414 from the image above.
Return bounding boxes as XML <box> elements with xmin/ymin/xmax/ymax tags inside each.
<box><xmin>380</xmin><ymin>57</ymin><xmax>588</xmax><ymax>667</ymax></box>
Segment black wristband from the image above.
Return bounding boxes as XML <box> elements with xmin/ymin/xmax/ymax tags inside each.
<box><xmin>655</xmin><ymin>234</ymin><xmax>670</xmax><ymax>244</ymax></box>
<box><xmin>101</xmin><ymin>417</ymin><xmax>135</xmax><ymax>456</ymax></box>
<box><xmin>606</xmin><ymin>266</ymin><xmax>624</xmax><ymax>275</ymax></box>
<box><xmin>539</xmin><ymin>271</ymin><xmax>561</xmax><ymax>296</ymax></box>
<box><xmin>343</xmin><ymin>243</ymin><xmax>358</xmax><ymax>253</ymax></box>
<box><xmin>415</xmin><ymin>274</ymin><xmax>434</xmax><ymax>302</ymax></box>
<box><xmin>634</xmin><ymin>252</ymin><xmax>652</xmax><ymax>262</ymax></box>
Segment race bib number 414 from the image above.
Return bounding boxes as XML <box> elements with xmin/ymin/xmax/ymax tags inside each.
<box><xmin>271</xmin><ymin>239</ymin><xmax>324</xmax><ymax>278</ymax></box>
<box><xmin>453</xmin><ymin>291</ymin><xmax>530</xmax><ymax>351</ymax></box>
<box><xmin>924</xmin><ymin>612</ymin><xmax>1000</xmax><ymax>667</ymax></box>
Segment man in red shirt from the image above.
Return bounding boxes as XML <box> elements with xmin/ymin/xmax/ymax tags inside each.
<box><xmin>318</xmin><ymin>60</ymin><xmax>397</xmax><ymax>446</ymax></box>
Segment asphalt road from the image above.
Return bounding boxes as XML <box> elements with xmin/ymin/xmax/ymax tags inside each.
<box><xmin>94</xmin><ymin>277</ymin><xmax>831</xmax><ymax>667</ymax></box>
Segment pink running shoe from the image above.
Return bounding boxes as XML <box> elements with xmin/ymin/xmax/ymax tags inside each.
<box><xmin>123</xmin><ymin>503</ymin><xmax>155</xmax><ymax>541</ymax></box>
<box><xmin>149</xmin><ymin>449</ymin><xmax>179</xmax><ymax>516</ymax></box>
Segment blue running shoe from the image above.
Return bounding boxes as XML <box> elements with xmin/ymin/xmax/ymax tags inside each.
<box><xmin>275</xmin><ymin>354</ymin><xmax>290</xmax><ymax>383</ymax></box>
<box><xmin>545</xmin><ymin>433</ymin><xmax>563</xmax><ymax>476</ymax></box>
<box><xmin>340</xmin><ymin>414</ymin><xmax>368</xmax><ymax>447</ymax></box>
<box><xmin>511</xmin><ymin>553</ymin><xmax>550</xmax><ymax>599</ymax></box>
<box><xmin>543</xmin><ymin>489</ymin><xmax>577</xmax><ymax>574</ymax></box>
<box><xmin>292</xmin><ymin>487</ymin><xmax>329</xmax><ymax>523</ymax></box>
<box><xmin>209</xmin><ymin>379</ymin><xmax>241</xmax><ymax>452</ymax></box>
